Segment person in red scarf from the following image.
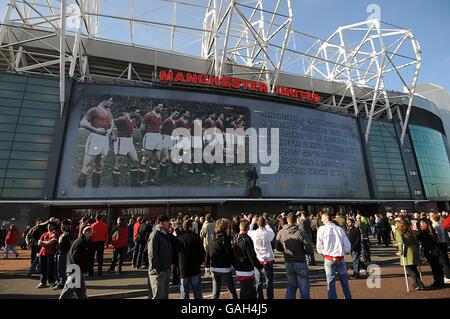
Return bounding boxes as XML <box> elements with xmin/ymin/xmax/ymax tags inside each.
<box><xmin>3</xmin><ymin>224</ymin><xmax>19</xmax><ymax>259</ymax></box>
<box><xmin>109</xmin><ymin>217</ymin><xmax>128</xmax><ymax>274</ymax></box>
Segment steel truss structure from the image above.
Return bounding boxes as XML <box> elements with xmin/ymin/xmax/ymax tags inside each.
<box><xmin>0</xmin><ymin>0</ymin><xmax>421</xmax><ymax>144</ymax></box>
<box><xmin>305</xmin><ymin>19</ymin><xmax>422</xmax><ymax>144</ymax></box>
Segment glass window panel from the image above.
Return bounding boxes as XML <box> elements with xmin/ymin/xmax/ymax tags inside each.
<box><xmin>375</xmin><ymin>174</ymin><xmax>392</xmax><ymax>180</ymax></box>
<box><xmin>14</xmin><ymin>133</ymin><xmax>52</xmax><ymax>144</ymax></box>
<box><xmin>0</xmin><ymin>74</ymin><xmax>28</xmax><ymax>83</ymax></box>
<box><xmin>21</xmin><ymin>100</ymin><xmax>58</xmax><ymax>111</ymax></box>
<box><xmin>19</xmin><ymin>108</ymin><xmax>57</xmax><ymax>119</ymax></box>
<box><xmin>373</xmin><ymin>163</ymin><xmax>389</xmax><ymax>169</ymax></box>
<box><xmin>394</xmin><ymin>187</ymin><xmax>410</xmax><ymax>192</ymax></box>
<box><xmin>1</xmin><ymin>188</ymin><xmax>42</xmax><ymax>198</ymax></box>
<box><xmin>410</xmin><ymin>125</ymin><xmax>450</xmax><ymax>199</ymax></box>
<box><xmin>25</xmin><ymin>85</ymin><xmax>59</xmax><ymax>95</ymax></box>
<box><xmin>10</xmin><ymin>151</ymin><xmax>49</xmax><ymax>161</ymax></box>
<box><xmin>18</xmin><ymin>116</ymin><xmax>55</xmax><ymax>127</ymax></box>
<box><xmin>0</xmin><ymin>150</ymin><xmax>10</xmax><ymax>159</ymax></box>
<box><xmin>0</xmin><ymin>89</ymin><xmax>24</xmax><ymax>99</ymax></box>
<box><xmin>23</xmin><ymin>92</ymin><xmax>59</xmax><ymax>103</ymax></box>
<box><xmin>378</xmin><ymin>186</ymin><xmax>395</xmax><ymax>192</ymax></box>
<box><xmin>377</xmin><ymin>180</ymin><xmax>394</xmax><ymax>187</ymax></box>
<box><xmin>389</xmin><ymin>164</ymin><xmax>404</xmax><ymax>170</ymax></box>
<box><xmin>0</xmin><ymin>132</ymin><xmax>14</xmax><ymax>141</ymax></box>
<box><xmin>0</xmin><ymin>83</ymin><xmax>26</xmax><ymax>91</ymax></box>
<box><xmin>0</xmin><ymin>114</ymin><xmax>18</xmax><ymax>123</ymax></box>
<box><xmin>390</xmin><ymin>169</ymin><xmax>406</xmax><ymax>175</ymax></box>
<box><xmin>0</xmin><ymin>98</ymin><xmax>22</xmax><ymax>108</ymax></box>
<box><xmin>0</xmin><ymin>123</ymin><xmax>16</xmax><ymax>132</ymax></box>
<box><xmin>5</xmin><ymin>169</ymin><xmax>47</xmax><ymax>179</ymax></box>
<box><xmin>388</xmin><ymin>159</ymin><xmax>403</xmax><ymax>164</ymax></box>
<box><xmin>7</xmin><ymin>160</ymin><xmax>48</xmax><ymax>170</ymax></box>
<box><xmin>12</xmin><ymin>142</ymin><xmax>51</xmax><ymax>152</ymax></box>
<box><xmin>374</xmin><ymin>169</ymin><xmax>387</xmax><ymax>175</ymax></box>
<box><xmin>0</xmin><ymin>141</ymin><xmax>12</xmax><ymax>150</ymax></box>
<box><xmin>3</xmin><ymin>178</ymin><xmax>44</xmax><ymax>188</ymax></box>
<box><xmin>16</xmin><ymin>125</ymin><xmax>54</xmax><ymax>135</ymax></box>
<box><xmin>26</xmin><ymin>77</ymin><xmax>58</xmax><ymax>87</ymax></box>
<box><xmin>0</xmin><ymin>107</ymin><xmax>20</xmax><ymax>116</ymax></box>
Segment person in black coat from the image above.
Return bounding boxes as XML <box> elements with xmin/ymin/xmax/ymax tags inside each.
<box><xmin>416</xmin><ymin>218</ymin><xmax>445</xmax><ymax>288</ymax></box>
<box><xmin>138</xmin><ymin>220</ymin><xmax>153</xmax><ymax>269</ymax></box>
<box><xmin>59</xmin><ymin>226</ymin><xmax>92</xmax><ymax>299</ymax></box>
<box><xmin>346</xmin><ymin>218</ymin><xmax>363</xmax><ymax>279</ymax></box>
<box><xmin>234</xmin><ymin>220</ymin><xmax>264</xmax><ymax>299</ymax></box>
<box><xmin>0</xmin><ymin>225</ymin><xmax>7</xmax><ymax>250</ymax></box>
<box><xmin>174</xmin><ymin>219</ymin><xmax>205</xmax><ymax>299</ymax></box>
<box><xmin>205</xmin><ymin>218</ymin><xmax>238</xmax><ymax>299</ymax></box>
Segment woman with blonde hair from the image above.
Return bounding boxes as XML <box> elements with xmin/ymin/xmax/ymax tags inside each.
<box><xmin>204</xmin><ymin>218</ymin><xmax>238</xmax><ymax>299</ymax></box>
<box><xmin>395</xmin><ymin>219</ymin><xmax>425</xmax><ymax>290</ymax></box>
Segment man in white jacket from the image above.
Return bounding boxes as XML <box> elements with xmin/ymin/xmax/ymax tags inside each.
<box><xmin>249</xmin><ymin>216</ymin><xmax>275</xmax><ymax>299</ymax></box>
<box><xmin>316</xmin><ymin>211</ymin><xmax>352</xmax><ymax>299</ymax></box>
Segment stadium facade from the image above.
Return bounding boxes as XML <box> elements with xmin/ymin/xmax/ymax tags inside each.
<box><xmin>0</xmin><ymin>1</ymin><xmax>449</xmax><ymax>228</ymax></box>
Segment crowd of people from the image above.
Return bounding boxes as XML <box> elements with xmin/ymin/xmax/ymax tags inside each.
<box><xmin>2</xmin><ymin>209</ymin><xmax>450</xmax><ymax>299</ymax></box>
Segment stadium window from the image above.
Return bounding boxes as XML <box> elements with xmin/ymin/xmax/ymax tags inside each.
<box><xmin>18</xmin><ymin>117</ymin><xmax>55</xmax><ymax>127</ymax></box>
<box><xmin>0</xmin><ymin>89</ymin><xmax>25</xmax><ymax>100</ymax></box>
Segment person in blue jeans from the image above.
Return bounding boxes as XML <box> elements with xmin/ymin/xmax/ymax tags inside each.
<box><xmin>276</xmin><ymin>212</ymin><xmax>314</xmax><ymax>299</ymax></box>
<box><xmin>346</xmin><ymin>218</ymin><xmax>362</xmax><ymax>279</ymax></box>
<box><xmin>174</xmin><ymin>219</ymin><xmax>205</xmax><ymax>299</ymax></box>
<box><xmin>324</xmin><ymin>258</ymin><xmax>352</xmax><ymax>299</ymax></box>
<box><xmin>316</xmin><ymin>210</ymin><xmax>352</xmax><ymax>299</ymax></box>
<box><xmin>254</xmin><ymin>261</ymin><xmax>274</xmax><ymax>299</ymax></box>
<box><xmin>248</xmin><ymin>216</ymin><xmax>275</xmax><ymax>299</ymax></box>
<box><xmin>285</xmin><ymin>262</ymin><xmax>310</xmax><ymax>299</ymax></box>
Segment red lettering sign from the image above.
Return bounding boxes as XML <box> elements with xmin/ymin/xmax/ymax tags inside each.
<box><xmin>158</xmin><ymin>70</ymin><xmax>321</xmax><ymax>104</ymax></box>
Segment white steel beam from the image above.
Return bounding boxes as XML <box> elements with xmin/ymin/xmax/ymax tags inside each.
<box><xmin>60</xmin><ymin>0</ymin><xmax>66</xmax><ymax>117</ymax></box>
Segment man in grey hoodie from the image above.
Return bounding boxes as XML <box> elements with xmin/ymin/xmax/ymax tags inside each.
<box><xmin>148</xmin><ymin>215</ymin><xmax>173</xmax><ymax>299</ymax></box>
<box><xmin>276</xmin><ymin>212</ymin><xmax>314</xmax><ymax>299</ymax></box>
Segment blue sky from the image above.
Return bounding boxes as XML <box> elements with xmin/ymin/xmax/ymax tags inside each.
<box><xmin>1</xmin><ymin>0</ymin><xmax>449</xmax><ymax>91</ymax></box>
<box><xmin>292</xmin><ymin>0</ymin><xmax>450</xmax><ymax>92</ymax></box>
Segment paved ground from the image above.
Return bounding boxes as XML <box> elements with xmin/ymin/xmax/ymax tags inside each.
<box><xmin>1</xmin><ymin>239</ymin><xmax>449</xmax><ymax>299</ymax></box>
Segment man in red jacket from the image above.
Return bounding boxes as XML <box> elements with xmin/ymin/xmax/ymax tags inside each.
<box><xmin>443</xmin><ymin>214</ymin><xmax>450</xmax><ymax>232</ymax></box>
<box><xmin>132</xmin><ymin>216</ymin><xmax>144</xmax><ymax>268</ymax></box>
<box><xmin>89</xmin><ymin>214</ymin><xmax>109</xmax><ymax>276</ymax></box>
<box><xmin>3</xmin><ymin>224</ymin><xmax>19</xmax><ymax>259</ymax></box>
<box><xmin>37</xmin><ymin>221</ymin><xmax>59</xmax><ymax>288</ymax></box>
<box><xmin>109</xmin><ymin>217</ymin><xmax>128</xmax><ymax>274</ymax></box>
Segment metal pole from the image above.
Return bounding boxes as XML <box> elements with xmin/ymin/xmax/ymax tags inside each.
<box><xmin>402</xmin><ymin>256</ymin><xmax>409</xmax><ymax>292</ymax></box>
<box><xmin>60</xmin><ymin>0</ymin><xmax>66</xmax><ymax>117</ymax></box>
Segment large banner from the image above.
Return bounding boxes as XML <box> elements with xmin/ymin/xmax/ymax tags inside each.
<box><xmin>56</xmin><ymin>84</ymin><xmax>370</xmax><ymax>199</ymax></box>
